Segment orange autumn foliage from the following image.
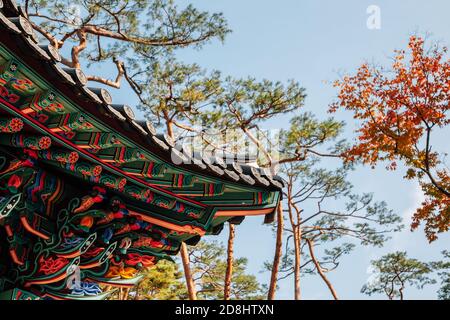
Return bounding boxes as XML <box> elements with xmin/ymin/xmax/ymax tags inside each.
<box><xmin>330</xmin><ymin>36</ymin><xmax>450</xmax><ymax>241</ymax></box>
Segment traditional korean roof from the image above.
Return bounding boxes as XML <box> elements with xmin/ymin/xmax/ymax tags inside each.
<box><xmin>0</xmin><ymin>0</ymin><xmax>282</xmax><ymax>300</ymax></box>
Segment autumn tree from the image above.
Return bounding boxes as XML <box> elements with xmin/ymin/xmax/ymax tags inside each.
<box><xmin>330</xmin><ymin>36</ymin><xmax>450</xmax><ymax>241</ymax></box>
<box><xmin>362</xmin><ymin>251</ymin><xmax>435</xmax><ymax>300</ymax></box>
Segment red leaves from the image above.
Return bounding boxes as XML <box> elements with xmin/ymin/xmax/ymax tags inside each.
<box><xmin>330</xmin><ymin>36</ymin><xmax>450</xmax><ymax>241</ymax></box>
<box><xmin>412</xmin><ymin>177</ymin><xmax>450</xmax><ymax>242</ymax></box>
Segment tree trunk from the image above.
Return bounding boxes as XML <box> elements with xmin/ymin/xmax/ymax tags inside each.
<box><xmin>287</xmin><ymin>188</ymin><xmax>302</xmax><ymax>300</ymax></box>
<box><xmin>224</xmin><ymin>223</ymin><xmax>235</xmax><ymax>300</ymax></box>
<box><xmin>399</xmin><ymin>285</ymin><xmax>404</xmax><ymax>300</ymax></box>
<box><xmin>306</xmin><ymin>239</ymin><xmax>339</xmax><ymax>300</ymax></box>
<box><xmin>268</xmin><ymin>202</ymin><xmax>284</xmax><ymax>300</ymax></box>
<box><xmin>166</xmin><ymin>121</ymin><xmax>174</xmax><ymax>139</ymax></box>
<box><xmin>293</xmin><ymin>224</ymin><xmax>301</xmax><ymax>300</ymax></box>
<box><xmin>180</xmin><ymin>242</ymin><xmax>197</xmax><ymax>300</ymax></box>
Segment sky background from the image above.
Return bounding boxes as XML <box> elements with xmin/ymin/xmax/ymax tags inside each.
<box><xmin>83</xmin><ymin>0</ymin><xmax>450</xmax><ymax>299</ymax></box>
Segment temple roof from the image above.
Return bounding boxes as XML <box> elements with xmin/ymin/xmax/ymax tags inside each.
<box><xmin>0</xmin><ymin>0</ymin><xmax>283</xmax><ymax>234</ymax></box>
<box><xmin>0</xmin><ymin>0</ymin><xmax>283</xmax><ymax>192</ymax></box>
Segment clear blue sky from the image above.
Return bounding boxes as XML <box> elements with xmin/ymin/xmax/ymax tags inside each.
<box><xmin>88</xmin><ymin>0</ymin><xmax>450</xmax><ymax>299</ymax></box>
